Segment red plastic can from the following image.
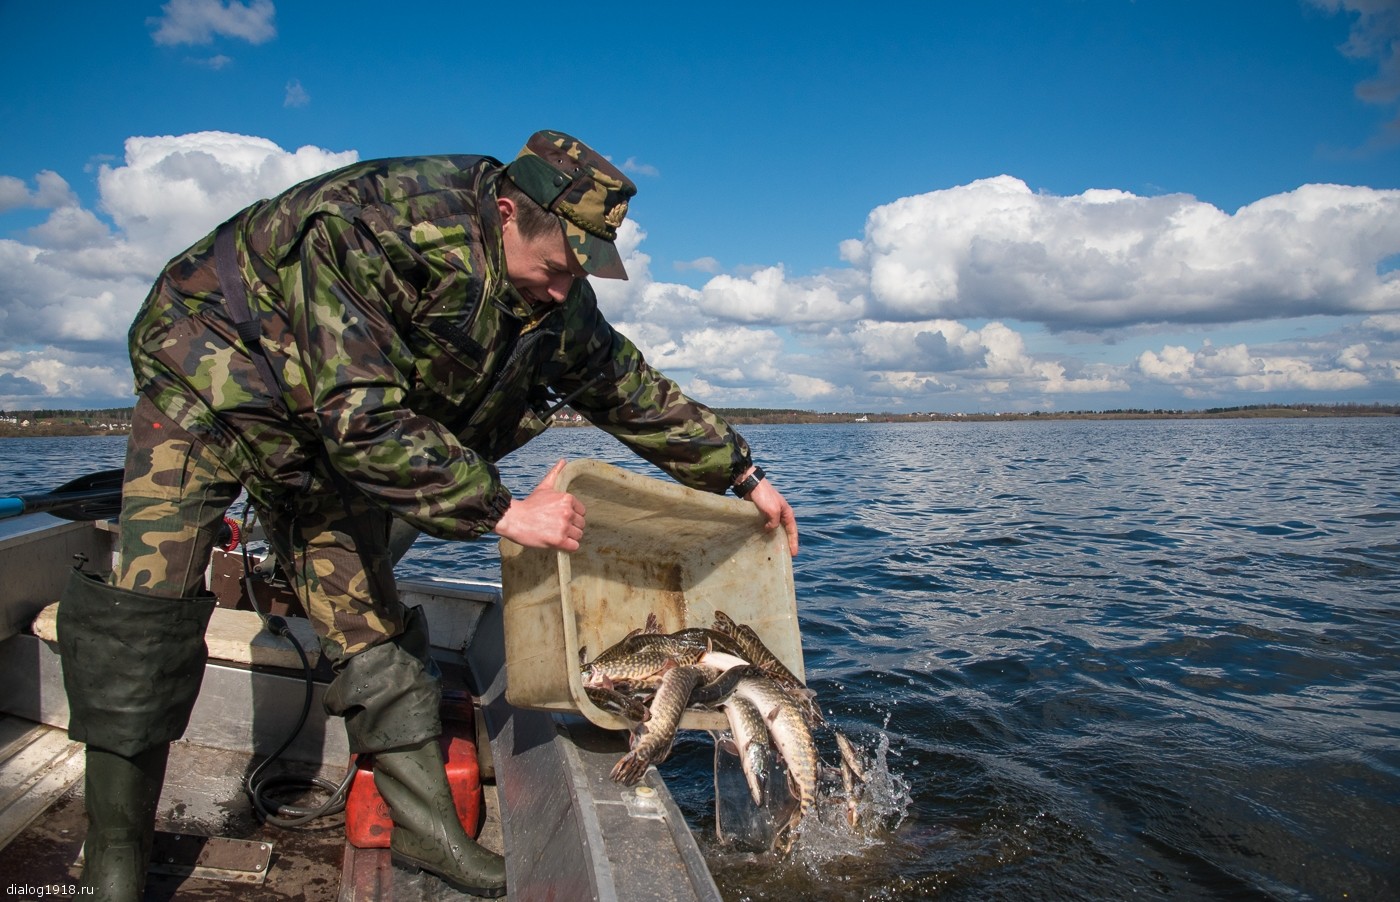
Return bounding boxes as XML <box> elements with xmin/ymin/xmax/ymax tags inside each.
<box><xmin>344</xmin><ymin>703</ymin><xmax>484</xmax><ymax>848</ymax></box>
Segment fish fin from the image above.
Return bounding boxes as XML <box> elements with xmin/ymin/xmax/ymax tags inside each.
<box><xmin>644</xmin><ymin>612</ymin><xmax>661</xmax><ymax>633</ymax></box>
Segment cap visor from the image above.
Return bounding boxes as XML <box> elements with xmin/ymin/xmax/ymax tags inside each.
<box><xmin>563</xmin><ymin>221</ymin><xmax>629</xmax><ymax>280</ymax></box>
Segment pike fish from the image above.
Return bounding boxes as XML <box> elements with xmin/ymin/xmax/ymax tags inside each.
<box><xmin>609</xmin><ymin>664</ymin><xmax>716</xmax><ymax>785</ymax></box>
<box><xmin>667</xmin><ymin>627</ymin><xmax>750</xmax><ymax>660</ymax></box>
<box><xmin>834</xmin><ymin>729</ymin><xmax>867</xmax><ymax>828</ymax></box>
<box><xmin>723</xmin><ymin>665</ymin><xmax>819</xmax><ymax>834</ymax></box>
<box><xmin>712</xmin><ymin>610</ymin><xmax>823</xmax><ymax>724</ymax></box>
<box><xmin>582</xmin><ymin>632</ymin><xmax>707</xmax><ymax>688</ymax></box>
<box><xmin>719</xmin><ymin>694</ymin><xmax>773</xmax><ymax>807</ymax></box>
<box><xmin>585</xmin><ymin>685</ymin><xmax>650</xmax><ymax>723</ymax></box>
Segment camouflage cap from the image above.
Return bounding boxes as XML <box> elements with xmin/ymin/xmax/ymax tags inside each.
<box><xmin>504</xmin><ymin>130</ymin><xmax>637</xmax><ymax>280</ymax></box>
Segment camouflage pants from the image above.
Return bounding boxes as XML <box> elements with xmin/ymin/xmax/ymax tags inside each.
<box><xmin>113</xmin><ymin>395</ymin><xmax>406</xmax><ymax>662</ymax></box>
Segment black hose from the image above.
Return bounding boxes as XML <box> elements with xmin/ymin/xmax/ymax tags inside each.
<box><xmin>237</xmin><ymin>508</ymin><xmax>353</xmax><ymax>828</ymax></box>
<box><xmin>242</xmin><ymin>616</ymin><xmax>354</xmax><ymax>827</ymax></box>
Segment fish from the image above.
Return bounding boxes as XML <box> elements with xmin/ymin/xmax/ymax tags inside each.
<box><xmin>609</xmin><ymin>663</ymin><xmax>715</xmax><ymax>785</ymax></box>
<box><xmin>724</xmin><ymin>665</ymin><xmax>819</xmax><ymax>840</ymax></box>
<box><xmin>711</xmin><ymin>611</ymin><xmax>801</xmax><ymax>683</ymax></box>
<box><xmin>581</xmin><ymin>632</ymin><xmax>707</xmax><ymax>687</ymax></box>
<box><xmin>590</xmin><ymin>614</ymin><xmax>824</xmax><ymax>848</ymax></box>
<box><xmin>688</xmin><ymin>652</ymin><xmax>755</xmax><ymax>703</ymax></box>
<box><xmin>667</xmin><ymin>627</ymin><xmax>750</xmax><ymax>660</ymax></box>
<box><xmin>834</xmin><ymin>729</ymin><xmax>866</xmax><ymax>828</ymax></box>
<box><xmin>719</xmin><ymin>694</ymin><xmax>773</xmax><ymax>807</ymax></box>
<box><xmin>712</xmin><ymin>610</ymin><xmax>823</xmax><ymax>724</ymax></box>
<box><xmin>585</xmin><ymin>685</ymin><xmax>650</xmax><ymax>723</ymax></box>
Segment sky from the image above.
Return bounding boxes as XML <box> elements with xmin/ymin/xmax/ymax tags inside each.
<box><xmin>1</xmin><ymin>0</ymin><xmax>1398</xmax><ymax>414</ymax></box>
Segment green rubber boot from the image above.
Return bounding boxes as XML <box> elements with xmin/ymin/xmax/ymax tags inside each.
<box><xmin>326</xmin><ymin>607</ymin><xmax>504</xmax><ymax>897</ymax></box>
<box><xmin>80</xmin><ymin>745</ymin><xmax>170</xmax><ymax>899</ymax></box>
<box><xmin>373</xmin><ymin>738</ymin><xmax>506</xmax><ymax>898</ymax></box>
<box><xmin>56</xmin><ymin>569</ymin><xmax>215</xmax><ymax>901</ymax></box>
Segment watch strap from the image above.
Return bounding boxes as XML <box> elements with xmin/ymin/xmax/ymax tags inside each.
<box><xmin>732</xmin><ymin>465</ymin><xmax>765</xmax><ymax>499</ymax></box>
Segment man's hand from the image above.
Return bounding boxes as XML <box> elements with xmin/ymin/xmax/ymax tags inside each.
<box><xmin>493</xmin><ymin>459</ymin><xmax>586</xmax><ymax>551</ymax></box>
<box><xmin>747</xmin><ymin>477</ymin><xmax>799</xmax><ymax>557</ymax></box>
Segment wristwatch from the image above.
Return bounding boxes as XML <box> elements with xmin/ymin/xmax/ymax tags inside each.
<box><xmin>732</xmin><ymin>465</ymin><xmax>765</xmax><ymax>499</ymax></box>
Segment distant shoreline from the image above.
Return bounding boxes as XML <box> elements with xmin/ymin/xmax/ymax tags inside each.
<box><xmin>717</xmin><ymin>407</ymin><xmax>1400</xmax><ymax>425</ymax></box>
<box><xmin>2</xmin><ymin>403</ymin><xmax>1395</xmax><ymax>438</ymax></box>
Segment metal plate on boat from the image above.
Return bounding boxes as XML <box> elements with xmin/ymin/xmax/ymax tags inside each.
<box><xmin>146</xmin><ymin>832</ymin><xmax>273</xmax><ymax>884</ymax></box>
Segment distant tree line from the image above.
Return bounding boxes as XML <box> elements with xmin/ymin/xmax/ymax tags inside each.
<box><xmin>0</xmin><ymin>407</ymin><xmax>134</xmax><ymax>437</ymax></box>
<box><xmin>3</xmin><ymin>407</ymin><xmax>134</xmax><ymax>422</ymax></box>
<box><xmin>714</xmin><ymin>402</ymin><xmax>1399</xmax><ymax>424</ymax></box>
<box><xmin>1</xmin><ymin>402</ymin><xmax>1395</xmax><ymax>439</ymax></box>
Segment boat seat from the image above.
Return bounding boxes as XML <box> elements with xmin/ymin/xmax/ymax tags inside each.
<box><xmin>32</xmin><ymin>602</ymin><xmax>323</xmax><ymax>671</ymax></box>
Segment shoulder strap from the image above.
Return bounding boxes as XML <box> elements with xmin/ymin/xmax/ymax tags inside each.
<box><xmin>214</xmin><ymin>220</ymin><xmax>285</xmax><ymax>402</ymax></box>
<box><xmin>214</xmin><ymin>219</ymin><xmax>400</xmax><ymax>609</ymax></box>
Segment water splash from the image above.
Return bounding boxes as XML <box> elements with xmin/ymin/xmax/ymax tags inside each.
<box><xmin>710</xmin><ymin>722</ymin><xmax>912</xmax><ymax>866</ymax></box>
<box><xmin>702</xmin><ymin>723</ymin><xmax>917</xmax><ymax>901</ymax></box>
<box><xmin>795</xmin><ymin>725</ymin><xmax>913</xmax><ymax>864</ymax></box>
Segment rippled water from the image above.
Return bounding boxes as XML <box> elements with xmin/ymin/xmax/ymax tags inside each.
<box><xmin>5</xmin><ymin>417</ymin><xmax>1398</xmax><ymax>900</ymax></box>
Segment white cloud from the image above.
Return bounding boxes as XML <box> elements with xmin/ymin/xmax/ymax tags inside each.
<box><xmin>190</xmin><ymin>54</ymin><xmax>233</xmax><ymax>70</ymax></box>
<box><xmin>621</xmin><ymin>157</ymin><xmax>660</xmax><ymax>178</ymax></box>
<box><xmin>674</xmin><ymin>256</ymin><xmax>722</xmax><ymax>274</ymax></box>
<box><xmin>1136</xmin><ymin>341</ymin><xmax>1371</xmax><ymax>394</ymax></box>
<box><xmin>1337</xmin><ymin>343</ymin><xmax>1370</xmax><ymax>370</ymax></box>
<box><xmin>1310</xmin><ymin>0</ymin><xmax>1400</xmax><ymax>146</ymax></box>
<box><xmin>150</xmin><ymin>0</ymin><xmax>277</xmax><ymax>46</ymax></box>
<box><xmin>0</xmin><ymin>348</ymin><xmax>131</xmax><ymax>408</ymax></box>
<box><xmin>0</xmin><ymin>171</ymin><xmax>80</xmax><ymax>212</ymax></box>
<box><xmin>0</xmin><ymin>176</ymin><xmax>28</xmax><ymax>211</ymax></box>
<box><xmin>284</xmin><ymin>79</ymin><xmax>310</xmax><ymax>108</ymax></box>
<box><xmin>1363</xmin><ymin>312</ymin><xmax>1400</xmax><ymax>334</ymax></box>
<box><xmin>840</xmin><ymin>319</ymin><xmax>1129</xmax><ymax>400</ymax></box>
<box><xmin>26</xmin><ymin>206</ymin><xmax>113</xmax><ymax>250</ymax></box>
<box><xmin>844</xmin><ymin>176</ymin><xmax>1400</xmax><ymax>329</ymax></box>
<box><xmin>584</xmin><ymin>174</ymin><xmax>1400</xmax><ymax>408</ymax></box>
<box><xmin>0</xmin><ymin>132</ymin><xmax>357</xmax><ymax>408</ymax></box>
<box><xmin>95</xmin><ymin>131</ymin><xmax>356</xmax><ymax>270</ymax></box>
<box><xmin>699</xmin><ymin>265</ymin><xmax>867</xmax><ymax>324</ymax></box>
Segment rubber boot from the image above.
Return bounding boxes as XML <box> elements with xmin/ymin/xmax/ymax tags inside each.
<box><xmin>373</xmin><ymin>739</ymin><xmax>506</xmax><ymax>897</ymax></box>
<box><xmin>325</xmin><ymin>607</ymin><xmax>505</xmax><ymax>897</ymax></box>
<box><xmin>56</xmin><ymin>569</ymin><xmax>216</xmax><ymax>901</ymax></box>
<box><xmin>81</xmin><ymin>745</ymin><xmax>170</xmax><ymax>898</ymax></box>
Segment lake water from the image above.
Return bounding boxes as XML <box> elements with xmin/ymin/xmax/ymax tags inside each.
<box><xmin>4</xmin><ymin>417</ymin><xmax>1398</xmax><ymax>900</ymax></box>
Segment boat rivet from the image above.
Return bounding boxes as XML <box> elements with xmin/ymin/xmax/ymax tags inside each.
<box><xmin>635</xmin><ymin>786</ymin><xmax>655</xmax><ymax>798</ymax></box>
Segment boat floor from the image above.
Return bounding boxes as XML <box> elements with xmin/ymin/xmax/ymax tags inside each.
<box><xmin>0</xmin><ymin>715</ymin><xmax>506</xmax><ymax>900</ymax></box>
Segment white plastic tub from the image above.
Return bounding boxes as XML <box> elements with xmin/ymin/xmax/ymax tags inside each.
<box><xmin>500</xmin><ymin>459</ymin><xmax>802</xmax><ymax>731</ymax></box>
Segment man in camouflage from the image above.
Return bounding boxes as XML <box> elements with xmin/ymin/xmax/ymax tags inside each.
<box><xmin>56</xmin><ymin>130</ymin><xmax>799</xmax><ymax>899</ymax></box>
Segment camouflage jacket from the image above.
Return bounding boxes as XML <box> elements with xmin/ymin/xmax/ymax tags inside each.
<box><xmin>129</xmin><ymin>155</ymin><xmax>752</xmax><ymax>540</ymax></box>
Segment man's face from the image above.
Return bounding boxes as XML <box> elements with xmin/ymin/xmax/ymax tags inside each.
<box><xmin>500</xmin><ymin>201</ymin><xmax>586</xmax><ymax>306</ymax></box>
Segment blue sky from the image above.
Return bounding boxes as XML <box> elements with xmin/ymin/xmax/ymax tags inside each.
<box><xmin>1</xmin><ymin>0</ymin><xmax>1397</xmax><ymax>413</ymax></box>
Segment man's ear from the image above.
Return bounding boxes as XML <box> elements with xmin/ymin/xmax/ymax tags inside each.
<box><xmin>497</xmin><ymin>194</ymin><xmax>516</xmax><ymax>226</ymax></box>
